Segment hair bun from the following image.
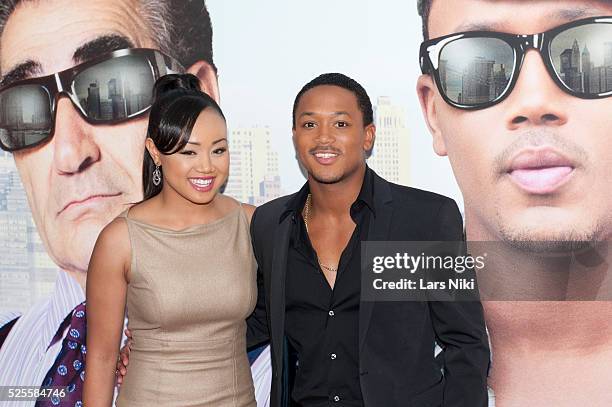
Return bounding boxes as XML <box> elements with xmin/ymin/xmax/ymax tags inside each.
<box><xmin>153</xmin><ymin>73</ymin><xmax>201</xmax><ymax>99</ymax></box>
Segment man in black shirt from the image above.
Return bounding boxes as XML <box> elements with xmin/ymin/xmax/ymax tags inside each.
<box><xmin>283</xmin><ymin>161</ymin><xmax>372</xmax><ymax>405</ymax></box>
<box><xmin>246</xmin><ymin>73</ymin><xmax>490</xmax><ymax>406</ymax></box>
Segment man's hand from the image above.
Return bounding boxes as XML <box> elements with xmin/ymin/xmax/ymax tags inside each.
<box><xmin>115</xmin><ymin>328</ymin><xmax>133</xmax><ymax>386</ymax></box>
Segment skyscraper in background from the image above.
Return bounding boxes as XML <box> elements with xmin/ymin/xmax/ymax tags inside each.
<box><xmin>87</xmin><ymin>82</ymin><xmax>102</xmax><ymax>119</ymax></box>
<box><xmin>108</xmin><ymin>78</ymin><xmax>127</xmax><ymax>120</ymax></box>
<box><xmin>589</xmin><ymin>41</ymin><xmax>612</xmax><ymax>94</ymax></box>
<box><xmin>257</xmin><ymin>174</ymin><xmax>282</xmax><ymax>206</ymax></box>
<box><xmin>461</xmin><ymin>57</ymin><xmax>496</xmax><ymax>105</ymax></box>
<box><xmin>604</xmin><ymin>41</ymin><xmax>612</xmax><ymax>67</ymax></box>
<box><xmin>582</xmin><ymin>45</ymin><xmax>592</xmax><ymax>92</ymax></box>
<box><xmin>224</xmin><ymin>126</ymin><xmax>282</xmax><ymax>204</ymax></box>
<box><xmin>368</xmin><ymin>97</ymin><xmax>410</xmax><ymax>186</ymax></box>
<box><xmin>559</xmin><ymin>39</ymin><xmax>583</xmax><ymax>91</ymax></box>
<box><xmin>571</xmin><ymin>39</ymin><xmax>581</xmax><ymax>72</ymax></box>
<box><xmin>5</xmin><ymin>97</ymin><xmax>24</xmax><ymax>129</ymax></box>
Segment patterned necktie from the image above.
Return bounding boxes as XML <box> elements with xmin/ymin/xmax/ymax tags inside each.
<box><xmin>36</xmin><ymin>301</ymin><xmax>87</xmax><ymax>407</ymax></box>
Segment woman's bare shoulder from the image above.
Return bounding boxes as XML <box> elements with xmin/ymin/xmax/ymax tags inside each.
<box><xmin>93</xmin><ymin>215</ymin><xmax>131</xmax><ymax>258</ymax></box>
<box><xmin>241</xmin><ymin>203</ymin><xmax>256</xmax><ymax>223</ymax></box>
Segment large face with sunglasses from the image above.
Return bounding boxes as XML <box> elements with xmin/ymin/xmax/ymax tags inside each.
<box><xmin>418</xmin><ymin>0</ymin><xmax>612</xmax><ymax>246</ymax></box>
<box><xmin>0</xmin><ymin>0</ymin><xmax>216</xmax><ymax>276</ymax></box>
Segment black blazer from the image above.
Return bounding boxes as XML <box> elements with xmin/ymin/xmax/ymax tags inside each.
<box><xmin>247</xmin><ymin>170</ymin><xmax>490</xmax><ymax>407</ymax></box>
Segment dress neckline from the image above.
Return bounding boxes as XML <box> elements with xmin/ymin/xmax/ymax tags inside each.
<box><xmin>124</xmin><ymin>204</ymin><xmax>243</xmax><ymax>234</ymax></box>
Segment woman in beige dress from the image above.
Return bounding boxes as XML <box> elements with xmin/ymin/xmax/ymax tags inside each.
<box><xmin>83</xmin><ymin>74</ymin><xmax>257</xmax><ymax>407</ymax></box>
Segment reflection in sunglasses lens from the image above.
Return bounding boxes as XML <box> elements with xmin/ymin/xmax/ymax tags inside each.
<box><xmin>74</xmin><ymin>55</ymin><xmax>155</xmax><ymax>121</ymax></box>
<box><xmin>439</xmin><ymin>37</ymin><xmax>514</xmax><ymax>106</ymax></box>
<box><xmin>0</xmin><ymin>84</ymin><xmax>52</xmax><ymax>150</ymax></box>
<box><xmin>551</xmin><ymin>23</ymin><xmax>612</xmax><ymax>94</ymax></box>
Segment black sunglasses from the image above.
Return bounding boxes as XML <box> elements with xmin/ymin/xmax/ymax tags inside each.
<box><xmin>0</xmin><ymin>48</ymin><xmax>183</xmax><ymax>152</ymax></box>
<box><xmin>420</xmin><ymin>16</ymin><xmax>612</xmax><ymax>110</ymax></box>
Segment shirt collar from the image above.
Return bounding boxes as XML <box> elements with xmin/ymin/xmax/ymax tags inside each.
<box><xmin>357</xmin><ymin>165</ymin><xmax>376</xmax><ymax>215</ymax></box>
<box><xmin>280</xmin><ymin>165</ymin><xmax>376</xmax><ymax>223</ymax></box>
<box><xmin>45</xmin><ymin>271</ymin><xmax>85</xmax><ymax>348</ymax></box>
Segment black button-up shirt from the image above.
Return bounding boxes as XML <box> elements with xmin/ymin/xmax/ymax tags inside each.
<box><xmin>281</xmin><ymin>167</ymin><xmax>375</xmax><ymax>407</ymax></box>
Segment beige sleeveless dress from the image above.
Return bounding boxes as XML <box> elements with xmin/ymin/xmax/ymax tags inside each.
<box><xmin>115</xmin><ymin>206</ymin><xmax>257</xmax><ymax>407</ymax></box>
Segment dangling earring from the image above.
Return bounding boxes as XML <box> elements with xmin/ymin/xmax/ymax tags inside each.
<box><xmin>152</xmin><ymin>165</ymin><xmax>162</xmax><ymax>186</ymax></box>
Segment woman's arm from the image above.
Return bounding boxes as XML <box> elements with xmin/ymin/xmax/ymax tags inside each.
<box><xmin>83</xmin><ymin>218</ymin><xmax>131</xmax><ymax>407</ymax></box>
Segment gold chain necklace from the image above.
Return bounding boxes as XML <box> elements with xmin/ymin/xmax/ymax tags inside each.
<box><xmin>303</xmin><ymin>193</ymin><xmax>338</xmax><ymax>273</ymax></box>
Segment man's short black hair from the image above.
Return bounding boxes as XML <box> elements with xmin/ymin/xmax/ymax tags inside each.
<box><xmin>292</xmin><ymin>73</ymin><xmax>373</xmax><ymax>129</ymax></box>
<box><xmin>418</xmin><ymin>0</ymin><xmax>433</xmax><ymax>40</ymax></box>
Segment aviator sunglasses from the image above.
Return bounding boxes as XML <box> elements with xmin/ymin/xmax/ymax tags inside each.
<box><xmin>420</xmin><ymin>16</ymin><xmax>612</xmax><ymax>110</ymax></box>
<box><xmin>0</xmin><ymin>48</ymin><xmax>183</xmax><ymax>152</ymax></box>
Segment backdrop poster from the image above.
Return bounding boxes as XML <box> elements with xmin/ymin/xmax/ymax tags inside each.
<box><xmin>0</xmin><ymin>1</ymin><xmax>609</xmax><ymax>407</ymax></box>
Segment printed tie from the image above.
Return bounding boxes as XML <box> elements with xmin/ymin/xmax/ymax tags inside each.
<box><xmin>36</xmin><ymin>301</ymin><xmax>87</xmax><ymax>407</ymax></box>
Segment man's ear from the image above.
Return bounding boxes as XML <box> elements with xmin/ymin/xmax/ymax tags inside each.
<box><xmin>292</xmin><ymin>128</ymin><xmax>308</xmax><ymax>178</ymax></box>
<box><xmin>292</xmin><ymin>127</ymin><xmax>299</xmax><ymax>159</ymax></box>
<box><xmin>364</xmin><ymin>123</ymin><xmax>376</xmax><ymax>156</ymax></box>
<box><xmin>417</xmin><ymin>74</ymin><xmax>447</xmax><ymax>156</ymax></box>
<box><xmin>186</xmin><ymin>60</ymin><xmax>220</xmax><ymax>103</ymax></box>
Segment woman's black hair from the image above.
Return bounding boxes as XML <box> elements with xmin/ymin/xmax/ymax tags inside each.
<box><xmin>143</xmin><ymin>73</ymin><xmax>225</xmax><ymax>200</ymax></box>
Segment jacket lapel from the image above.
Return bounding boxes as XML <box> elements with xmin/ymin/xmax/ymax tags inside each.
<box><xmin>359</xmin><ymin>173</ymin><xmax>393</xmax><ymax>351</ymax></box>
<box><xmin>270</xmin><ymin>215</ymin><xmax>292</xmax><ymax>372</ymax></box>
